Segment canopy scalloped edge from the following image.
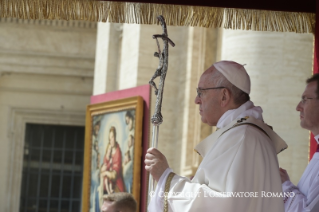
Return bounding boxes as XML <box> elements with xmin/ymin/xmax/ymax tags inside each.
<box><xmin>0</xmin><ymin>0</ymin><xmax>315</xmax><ymax>33</ymax></box>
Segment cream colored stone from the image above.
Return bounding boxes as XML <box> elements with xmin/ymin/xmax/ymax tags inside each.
<box><xmin>93</xmin><ymin>22</ymin><xmax>122</xmax><ymax>94</ymax></box>
<box><xmin>0</xmin><ymin>19</ymin><xmax>96</xmax><ymax>211</ymax></box>
<box><xmin>118</xmin><ymin>24</ymin><xmax>141</xmax><ymax>89</ymax></box>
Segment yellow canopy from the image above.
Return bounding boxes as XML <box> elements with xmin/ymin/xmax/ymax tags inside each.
<box><xmin>0</xmin><ymin>0</ymin><xmax>315</xmax><ymax>33</ymax></box>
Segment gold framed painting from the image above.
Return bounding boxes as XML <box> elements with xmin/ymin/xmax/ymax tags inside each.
<box><xmin>82</xmin><ymin>96</ymin><xmax>144</xmax><ymax>212</ymax></box>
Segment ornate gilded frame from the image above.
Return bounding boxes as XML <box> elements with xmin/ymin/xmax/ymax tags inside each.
<box><xmin>82</xmin><ymin>96</ymin><xmax>144</xmax><ymax>212</ymax></box>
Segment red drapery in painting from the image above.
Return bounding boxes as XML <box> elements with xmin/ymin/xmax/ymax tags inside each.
<box><xmin>310</xmin><ymin>0</ymin><xmax>319</xmax><ymax>160</ymax></box>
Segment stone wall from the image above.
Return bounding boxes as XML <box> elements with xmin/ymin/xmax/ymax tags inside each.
<box><xmin>0</xmin><ymin>18</ymin><xmax>96</xmax><ymax>211</ymax></box>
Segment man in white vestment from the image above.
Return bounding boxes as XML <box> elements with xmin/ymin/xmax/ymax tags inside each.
<box><xmin>280</xmin><ymin>74</ymin><xmax>319</xmax><ymax>212</ymax></box>
<box><xmin>145</xmin><ymin>61</ymin><xmax>287</xmax><ymax>212</ymax></box>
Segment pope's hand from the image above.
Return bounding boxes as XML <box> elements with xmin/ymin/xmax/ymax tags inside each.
<box><xmin>145</xmin><ymin>148</ymin><xmax>169</xmax><ymax>182</ymax></box>
<box><xmin>279</xmin><ymin>168</ymin><xmax>290</xmax><ymax>183</ymax></box>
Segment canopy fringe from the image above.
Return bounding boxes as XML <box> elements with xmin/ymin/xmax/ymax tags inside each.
<box><xmin>224</xmin><ymin>8</ymin><xmax>315</xmax><ymax>33</ymax></box>
<box><xmin>0</xmin><ymin>0</ymin><xmax>315</xmax><ymax>33</ymax></box>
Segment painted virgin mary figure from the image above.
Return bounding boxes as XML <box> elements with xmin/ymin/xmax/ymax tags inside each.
<box><xmin>100</xmin><ymin>126</ymin><xmax>125</xmax><ymax>194</ymax></box>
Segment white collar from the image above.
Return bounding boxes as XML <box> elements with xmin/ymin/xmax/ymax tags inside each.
<box><xmin>216</xmin><ymin>101</ymin><xmax>264</xmax><ymax>129</ymax></box>
<box><xmin>315</xmin><ymin>134</ymin><xmax>319</xmax><ymax>145</ymax></box>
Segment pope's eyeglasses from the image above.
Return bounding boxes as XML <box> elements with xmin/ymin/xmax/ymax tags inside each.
<box><xmin>196</xmin><ymin>87</ymin><xmax>225</xmax><ymax>98</ymax></box>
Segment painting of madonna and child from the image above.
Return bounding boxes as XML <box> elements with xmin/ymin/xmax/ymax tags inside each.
<box><xmin>88</xmin><ymin>107</ymin><xmax>142</xmax><ymax>212</ymax></box>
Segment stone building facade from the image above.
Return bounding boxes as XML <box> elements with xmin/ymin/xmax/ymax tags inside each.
<box><xmin>0</xmin><ymin>18</ymin><xmax>96</xmax><ymax>211</ymax></box>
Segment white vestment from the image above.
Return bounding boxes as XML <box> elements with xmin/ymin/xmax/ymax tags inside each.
<box><xmin>282</xmin><ymin>135</ymin><xmax>319</xmax><ymax>212</ymax></box>
<box><xmin>149</xmin><ymin>101</ymin><xmax>286</xmax><ymax>212</ymax></box>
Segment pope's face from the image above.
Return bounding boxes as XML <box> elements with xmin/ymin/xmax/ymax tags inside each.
<box><xmin>194</xmin><ymin>68</ymin><xmax>223</xmax><ymax>126</ymax></box>
<box><xmin>296</xmin><ymin>81</ymin><xmax>319</xmax><ymax>135</ymax></box>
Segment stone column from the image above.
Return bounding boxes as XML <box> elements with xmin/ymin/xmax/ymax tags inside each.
<box><xmin>118</xmin><ymin>24</ymin><xmax>141</xmax><ymax>89</ymax></box>
<box><xmin>178</xmin><ymin>27</ymin><xmax>221</xmax><ymax>177</ymax></box>
<box><xmin>221</xmin><ymin>29</ymin><xmax>314</xmax><ymax>184</ymax></box>
<box><xmin>93</xmin><ymin>22</ymin><xmax>122</xmax><ymax>95</ymax></box>
<box><xmin>118</xmin><ymin>24</ymin><xmax>187</xmax><ymax>172</ymax></box>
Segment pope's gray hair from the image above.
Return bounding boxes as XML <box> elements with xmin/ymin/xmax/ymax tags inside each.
<box><xmin>209</xmin><ymin>68</ymin><xmax>250</xmax><ymax>105</ymax></box>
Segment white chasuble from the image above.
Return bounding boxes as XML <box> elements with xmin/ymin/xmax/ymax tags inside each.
<box><xmin>149</xmin><ymin>116</ymin><xmax>286</xmax><ymax>212</ymax></box>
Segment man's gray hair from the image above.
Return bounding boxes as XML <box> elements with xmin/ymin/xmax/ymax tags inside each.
<box><xmin>102</xmin><ymin>192</ymin><xmax>137</xmax><ymax>212</ymax></box>
<box><xmin>209</xmin><ymin>69</ymin><xmax>250</xmax><ymax>105</ymax></box>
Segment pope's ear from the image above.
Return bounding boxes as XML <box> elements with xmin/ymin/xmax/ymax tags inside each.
<box><xmin>220</xmin><ymin>88</ymin><xmax>231</xmax><ymax>106</ymax></box>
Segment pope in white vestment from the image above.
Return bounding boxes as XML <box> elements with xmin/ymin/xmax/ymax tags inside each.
<box><xmin>145</xmin><ymin>61</ymin><xmax>287</xmax><ymax>212</ymax></box>
<box><xmin>149</xmin><ymin>101</ymin><xmax>286</xmax><ymax>212</ymax></box>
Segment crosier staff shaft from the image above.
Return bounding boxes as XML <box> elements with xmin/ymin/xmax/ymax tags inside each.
<box><xmin>148</xmin><ymin>125</ymin><xmax>159</xmax><ymax>194</ymax></box>
<box><xmin>148</xmin><ymin>15</ymin><xmax>175</xmax><ymax>206</ymax></box>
